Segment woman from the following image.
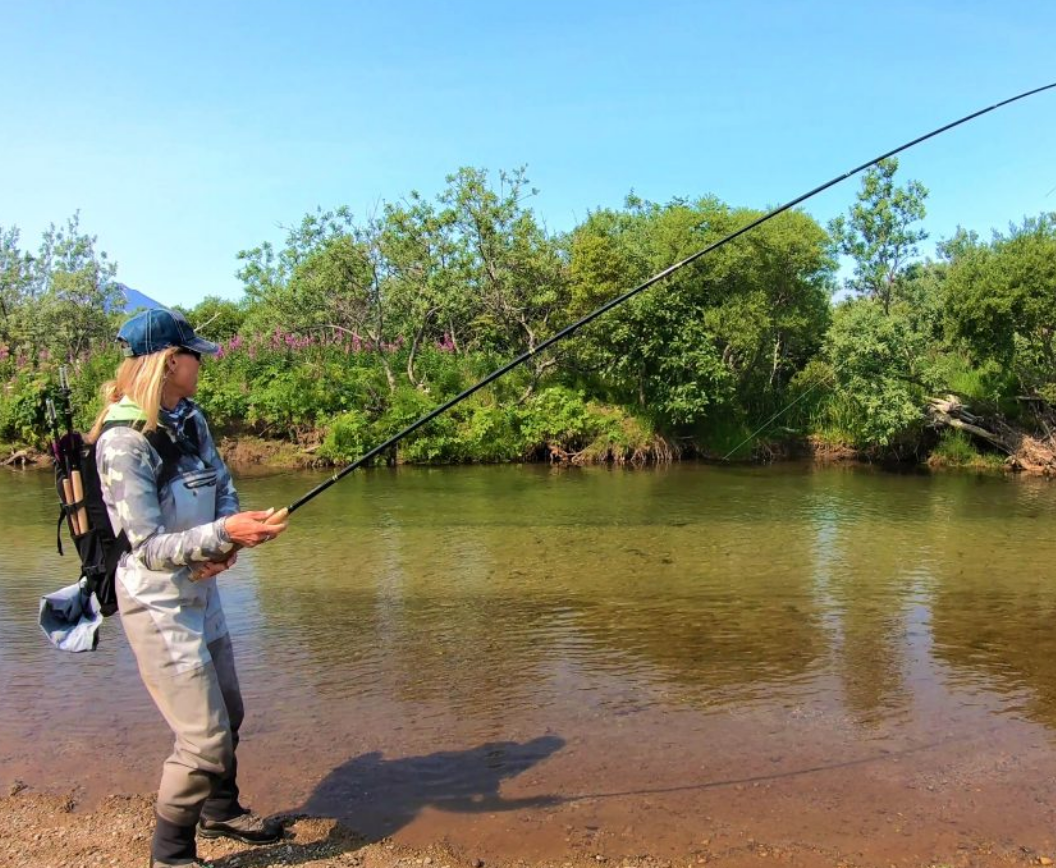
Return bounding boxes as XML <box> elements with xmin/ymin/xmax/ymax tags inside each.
<box><xmin>89</xmin><ymin>308</ymin><xmax>287</xmax><ymax>868</ymax></box>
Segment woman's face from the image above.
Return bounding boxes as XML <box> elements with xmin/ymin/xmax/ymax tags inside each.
<box><xmin>164</xmin><ymin>348</ymin><xmax>201</xmax><ymax>406</ymax></box>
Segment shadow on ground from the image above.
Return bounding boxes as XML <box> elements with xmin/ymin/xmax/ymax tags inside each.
<box><xmin>209</xmin><ymin>734</ymin><xmax>566</xmax><ymax>867</ymax></box>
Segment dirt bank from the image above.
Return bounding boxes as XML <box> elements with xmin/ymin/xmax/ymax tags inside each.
<box><xmin>4</xmin><ymin>433</ymin><xmax>1055</xmax><ymax>475</ymax></box>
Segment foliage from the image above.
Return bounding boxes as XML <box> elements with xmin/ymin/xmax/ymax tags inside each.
<box><xmin>0</xmin><ymin>371</ymin><xmax>51</xmax><ymax>446</ymax></box>
<box><xmin>930</xmin><ymin>429</ymin><xmax>981</xmax><ymax>466</ymax></box>
<box><xmin>2</xmin><ymin>166</ymin><xmax>1051</xmax><ymax>466</ymax></box>
<box><xmin>183</xmin><ymin>296</ymin><xmax>248</xmax><ymax>343</ymax></box>
<box><xmin>929</xmin><ymin>429</ymin><xmax>1005</xmax><ymax>470</ymax></box>
<box><xmin>0</xmin><ymin>214</ymin><xmax>121</xmax><ymax>363</ymax></box>
<box><xmin>823</xmin><ymin>299</ymin><xmax>926</xmax><ymax>448</ymax></box>
<box><xmin>943</xmin><ymin>214</ymin><xmax>1056</xmax><ymax>401</ymax></box>
<box><xmin>569</xmin><ymin>196</ymin><xmax>833</xmax><ymax>430</ymax></box>
<box><xmin>318</xmin><ymin>410</ymin><xmax>376</xmax><ymax>465</ymax></box>
<box><xmin>830</xmin><ymin>158</ymin><xmax>928</xmax><ymax>314</ymax></box>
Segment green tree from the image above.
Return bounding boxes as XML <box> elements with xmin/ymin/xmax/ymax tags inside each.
<box><xmin>380</xmin><ymin>190</ymin><xmax>466</xmax><ymax>389</ymax></box>
<box><xmin>571</xmin><ymin>195</ymin><xmax>833</xmax><ymax>431</ymax></box>
<box><xmin>830</xmin><ymin>158</ymin><xmax>928</xmax><ymax>314</ymax></box>
<box><xmin>237</xmin><ymin>207</ymin><xmax>398</xmax><ymax>388</ymax></box>
<box><xmin>0</xmin><ymin>214</ymin><xmax>120</xmax><ymax>360</ymax></box>
<box><xmin>0</xmin><ymin>226</ymin><xmax>32</xmax><ymax>348</ymax></box>
<box><xmin>438</xmin><ymin>167</ymin><xmax>570</xmax><ymax>392</ymax></box>
<box><xmin>943</xmin><ymin>214</ymin><xmax>1056</xmax><ymax>404</ymax></box>
<box><xmin>183</xmin><ymin>295</ymin><xmax>248</xmax><ymax>343</ymax></box>
<box><xmin>824</xmin><ymin>298</ymin><xmax>927</xmax><ymax>448</ymax></box>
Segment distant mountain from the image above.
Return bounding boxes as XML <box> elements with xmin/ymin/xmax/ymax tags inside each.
<box><xmin>115</xmin><ymin>282</ymin><xmax>165</xmax><ymax>313</ymax></box>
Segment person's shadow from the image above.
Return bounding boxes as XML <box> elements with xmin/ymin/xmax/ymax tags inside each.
<box><xmin>306</xmin><ymin>734</ymin><xmax>566</xmax><ymax>836</ymax></box>
<box><xmin>210</xmin><ymin>734</ymin><xmax>565</xmax><ymax>867</ymax></box>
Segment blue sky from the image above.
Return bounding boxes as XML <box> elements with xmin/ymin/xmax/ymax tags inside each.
<box><xmin>2</xmin><ymin>1</ymin><xmax>1054</xmax><ymax>308</ymax></box>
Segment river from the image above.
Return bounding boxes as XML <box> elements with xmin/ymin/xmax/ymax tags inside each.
<box><xmin>2</xmin><ymin>462</ymin><xmax>1055</xmax><ymax>862</ymax></box>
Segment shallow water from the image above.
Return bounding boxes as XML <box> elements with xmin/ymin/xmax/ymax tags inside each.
<box><xmin>2</xmin><ymin>462</ymin><xmax>1056</xmax><ymax>861</ymax></box>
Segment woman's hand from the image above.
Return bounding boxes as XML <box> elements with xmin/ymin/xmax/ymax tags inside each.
<box><xmin>195</xmin><ymin>552</ymin><xmax>238</xmax><ymax>581</ymax></box>
<box><xmin>190</xmin><ymin>509</ymin><xmax>287</xmax><ymax>581</ymax></box>
<box><xmin>222</xmin><ymin>508</ymin><xmax>288</xmax><ymax>548</ymax></box>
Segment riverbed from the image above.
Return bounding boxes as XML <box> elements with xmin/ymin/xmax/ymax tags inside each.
<box><xmin>2</xmin><ymin>462</ymin><xmax>1055</xmax><ymax>865</ymax></box>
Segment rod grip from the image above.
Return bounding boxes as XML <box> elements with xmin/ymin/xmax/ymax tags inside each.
<box><xmin>264</xmin><ymin>507</ymin><xmax>289</xmax><ymax>527</ymax></box>
<box><xmin>61</xmin><ymin>478</ymin><xmax>80</xmax><ymax>536</ymax></box>
<box><xmin>70</xmin><ymin>470</ymin><xmax>89</xmax><ymax>536</ymax></box>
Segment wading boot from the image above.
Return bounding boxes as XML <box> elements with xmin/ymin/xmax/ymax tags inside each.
<box><xmin>151</xmin><ymin>814</ymin><xmax>201</xmax><ymax>867</ymax></box>
<box><xmin>197</xmin><ymin>809</ymin><xmax>283</xmax><ymax>845</ymax></box>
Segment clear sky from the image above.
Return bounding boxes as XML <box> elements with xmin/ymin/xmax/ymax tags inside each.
<box><xmin>2</xmin><ymin>1</ymin><xmax>1054</xmax><ymax>308</ymax></box>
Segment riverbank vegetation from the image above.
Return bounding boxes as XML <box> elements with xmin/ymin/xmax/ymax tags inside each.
<box><xmin>1</xmin><ymin>163</ymin><xmax>1054</xmax><ymax>472</ymax></box>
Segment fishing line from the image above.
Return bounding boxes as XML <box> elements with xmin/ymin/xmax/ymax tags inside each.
<box><xmin>276</xmin><ymin>81</ymin><xmax>1056</xmax><ymax>520</ymax></box>
<box><xmin>720</xmin><ymin>368</ymin><xmax>837</xmax><ymax>462</ymax></box>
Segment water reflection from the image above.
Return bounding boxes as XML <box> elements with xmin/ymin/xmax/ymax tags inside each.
<box><xmin>926</xmin><ymin>474</ymin><xmax>1056</xmax><ymax>727</ymax></box>
<box><xmin>246</xmin><ymin>466</ymin><xmax>838</xmax><ymax>717</ymax></box>
<box><xmin>807</xmin><ymin>471</ymin><xmax>926</xmax><ymax>727</ymax></box>
<box><xmin>2</xmin><ymin>463</ymin><xmax>1055</xmax><ymax>808</ymax></box>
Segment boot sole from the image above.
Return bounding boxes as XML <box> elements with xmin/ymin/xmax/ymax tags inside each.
<box><xmin>197</xmin><ymin>826</ymin><xmax>283</xmax><ymax>845</ymax></box>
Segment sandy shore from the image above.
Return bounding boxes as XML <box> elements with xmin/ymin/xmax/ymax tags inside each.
<box><xmin>4</xmin><ymin>789</ymin><xmax>418</xmax><ymax>868</ymax></box>
<box><xmin>4</xmin><ymin>786</ymin><xmax>1054</xmax><ymax>868</ymax></box>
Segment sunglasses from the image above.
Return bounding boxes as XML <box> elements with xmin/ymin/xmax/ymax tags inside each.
<box><xmin>177</xmin><ymin>348</ymin><xmax>202</xmax><ymax>362</ymax></box>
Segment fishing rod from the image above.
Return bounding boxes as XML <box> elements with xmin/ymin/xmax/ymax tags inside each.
<box><xmin>53</xmin><ymin>368</ymin><xmax>91</xmax><ymax>536</ymax></box>
<box><xmin>46</xmin><ymin>396</ymin><xmax>81</xmax><ymax>539</ymax></box>
<box><xmin>267</xmin><ymin>81</ymin><xmax>1056</xmax><ymax>524</ymax></box>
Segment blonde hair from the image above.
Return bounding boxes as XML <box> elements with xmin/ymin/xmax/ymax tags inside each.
<box><xmin>86</xmin><ymin>347</ymin><xmax>180</xmax><ymax>443</ymax></box>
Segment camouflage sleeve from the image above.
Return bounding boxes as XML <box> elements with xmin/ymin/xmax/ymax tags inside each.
<box><xmin>192</xmin><ymin>405</ymin><xmax>239</xmax><ymax>519</ymax></box>
<box><xmin>96</xmin><ymin>427</ymin><xmax>235</xmax><ymax>570</ymax></box>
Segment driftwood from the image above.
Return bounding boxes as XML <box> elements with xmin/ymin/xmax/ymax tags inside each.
<box><xmin>2</xmin><ymin>449</ymin><xmax>38</xmax><ymax>468</ymax></box>
<box><xmin>927</xmin><ymin>395</ymin><xmax>1056</xmax><ymax>475</ymax></box>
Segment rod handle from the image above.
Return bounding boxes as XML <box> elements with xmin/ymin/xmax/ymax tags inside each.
<box><xmin>264</xmin><ymin>507</ymin><xmax>289</xmax><ymax>527</ymax></box>
<box><xmin>70</xmin><ymin>470</ymin><xmax>89</xmax><ymax>536</ymax></box>
<box><xmin>61</xmin><ymin>478</ymin><xmax>81</xmax><ymax>536</ymax></box>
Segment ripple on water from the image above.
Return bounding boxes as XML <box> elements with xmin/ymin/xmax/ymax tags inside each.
<box><xmin>2</xmin><ymin>463</ymin><xmax>1056</xmax><ymax>846</ymax></box>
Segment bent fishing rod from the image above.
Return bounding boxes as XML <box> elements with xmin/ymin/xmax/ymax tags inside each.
<box><xmin>268</xmin><ymin>81</ymin><xmax>1056</xmax><ymax>524</ymax></box>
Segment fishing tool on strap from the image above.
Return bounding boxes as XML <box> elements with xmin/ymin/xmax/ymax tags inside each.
<box><xmin>50</xmin><ymin>367</ymin><xmax>89</xmax><ymax>540</ymax></box>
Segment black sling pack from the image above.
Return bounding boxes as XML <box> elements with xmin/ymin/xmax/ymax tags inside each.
<box><xmin>56</xmin><ymin>419</ymin><xmax>200</xmax><ymax>616</ymax></box>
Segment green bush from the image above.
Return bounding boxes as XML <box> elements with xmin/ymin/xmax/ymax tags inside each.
<box><xmin>0</xmin><ymin>372</ymin><xmax>49</xmax><ymax>446</ymax></box>
<box><xmin>824</xmin><ymin>301</ymin><xmax>926</xmax><ymax>448</ymax></box>
<box><xmin>459</xmin><ymin>403</ymin><xmax>522</xmax><ymax>463</ymax></box>
<box><xmin>318</xmin><ymin>410</ymin><xmax>375</xmax><ymax>464</ymax></box>
<box><xmin>929</xmin><ymin>428</ymin><xmax>1004</xmax><ymax>469</ymax></box>
<box><xmin>931</xmin><ymin>429</ymin><xmax>979</xmax><ymax>465</ymax></box>
<box><xmin>578</xmin><ymin>405</ymin><xmax>659</xmax><ymax>462</ymax></box>
<box><xmin>515</xmin><ymin>386</ymin><xmax>598</xmax><ymax>453</ymax></box>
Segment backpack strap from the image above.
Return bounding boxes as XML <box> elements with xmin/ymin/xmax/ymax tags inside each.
<box><xmin>101</xmin><ymin>418</ymin><xmax>201</xmax><ymax>489</ymax></box>
<box><xmin>55</xmin><ymin>506</ymin><xmax>65</xmax><ymax>556</ymax></box>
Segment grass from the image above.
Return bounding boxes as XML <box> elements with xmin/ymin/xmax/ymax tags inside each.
<box><xmin>928</xmin><ymin>429</ymin><xmax>1006</xmax><ymax>470</ymax></box>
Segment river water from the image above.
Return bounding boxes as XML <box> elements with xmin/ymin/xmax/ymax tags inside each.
<box><xmin>2</xmin><ymin>462</ymin><xmax>1055</xmax><ymax>862</ymax></box>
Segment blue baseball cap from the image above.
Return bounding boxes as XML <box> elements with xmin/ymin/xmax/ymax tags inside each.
<box><xmin>116</xmin><ymin>308</ymin><xmax>220</xmax><ymax>358</ymax></box>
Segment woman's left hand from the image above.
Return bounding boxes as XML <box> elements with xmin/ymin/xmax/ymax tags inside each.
<box><xmin>193</xmin><ymin>552</ymin><xmax>238</xmax><ymax>581</ymax></box>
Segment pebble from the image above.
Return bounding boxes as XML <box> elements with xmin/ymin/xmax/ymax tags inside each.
<box><xmin>1039</xmin><ymin>859</ymin><xmax>1053</xmax><ymax>867</ymax></box>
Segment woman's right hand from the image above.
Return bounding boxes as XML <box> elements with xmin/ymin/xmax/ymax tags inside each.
<box><xmin>222</xmin><ymin>508</ymin><xmax>288</xmax><ymax>548</ymax></box>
